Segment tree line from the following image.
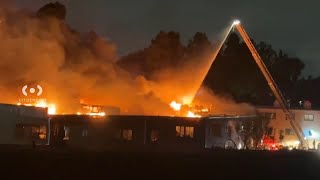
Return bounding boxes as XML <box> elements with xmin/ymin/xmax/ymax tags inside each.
<box><xmin>119</xmin><ymin>31</ymin><xmax>319</xmax><ymax>108</ymax></box>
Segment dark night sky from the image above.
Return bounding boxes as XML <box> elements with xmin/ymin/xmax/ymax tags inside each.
<box><xmin>15</xmin><ymin>0</ymin><xmax>320</xmax><ymax>76</ymax></box>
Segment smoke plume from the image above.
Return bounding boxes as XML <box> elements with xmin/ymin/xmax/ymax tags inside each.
<box><xmin>0</xmin><ymin>2</ymin><xmax>255</xmax><ymax>116</ymax></box>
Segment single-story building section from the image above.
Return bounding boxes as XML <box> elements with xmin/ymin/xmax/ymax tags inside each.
<box><xmin>0</xmin><ymin>103</ymin><xmax>48</xmax><ymax>145</ymax></box>
<box><xmin>49</xmin><ymin>114</ymin><xmax>260</xmax><ymax>152</ymax></box>
<box><xmin>0</xmin><ymin>103</ymin><xmax>265</xmax><ymax>151</ymax></box>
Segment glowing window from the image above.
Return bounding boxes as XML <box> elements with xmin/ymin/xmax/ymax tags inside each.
<box><xmin>304</xmin><ymin>114</ymin><xmax>314</xmax><ymax>121</ymax></box>
<box><xmin>31</xmin><ymin>127</ymin><xmax>39</xmax><ymax>138</ymax></box>
<box><xmin>39</xmin><ymin>125</ymin><xmax>47</xmax><ymax>139</ymax></box>
<box><xmin>176</xmin><ymin>126</ymin><xmax>184</xmax><ymax>137</ymax></box>
<box><xmin>176</xmin><ymin>126</ymin><xmax>194</xmax><ymax>138</ymax></box>
<box><xmin>121</xmin><ymin>129</ymin><xmax>133</xmax><ymax>141</ymax></box>
<box><xmin>185</xmin><ymin>126</ymin><xmax>194</xmax><ymax>138</ymax></box>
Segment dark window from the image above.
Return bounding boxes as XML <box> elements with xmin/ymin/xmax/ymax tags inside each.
<box><xmin>15</xmin><ymin>125</ymin><xmax>25</xmax><ymax>139</ymax></box>
<box><xmin>270</xmin><ymin>113</ymin><xmax>276</xmax><ymax>119</ymax></box>
<box><xmin>211</xmin><ymin>125</ymin><xmax>222</xmax><ymax>137</ymax></box>
<box><xmin>285</xmin><ymin>128</ymin><xmax>295</xmax><ymax>135</ymax></box>
<box><xmin>285</xmin><ymin>113</ymin><xmax>295</xmax><ymax>120</ymax></box>
<box><xmin>120</xmin><ymin>129</ymin><xmax>133</xmax><ymax>141</ymax></box>
<box><xmin>63</xmin><ymin>126</ymin><xmax>70</xmax><ymax>140</ymax></box>
<box><xmin>82</xmin><ymin>128</ymin><xmax>88</xmax><ymax>137</ymax></box>
<box><xmin>150</xmin><ymin>129</ymin><xmax>159</xmax><ymax>142</ymax></box>
<box><xmin>266</xmin><ymin>127</ymin><xmax>273</xmax><ymax>136</ymax></box>
<box><xmin>279</xmin><ymin>129</ymin><xmax>284</xmax><ymax>140</ymax></box>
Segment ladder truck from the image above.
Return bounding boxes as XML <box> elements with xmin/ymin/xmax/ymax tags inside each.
<box><xmin>232</xmin><ymin>20</ymin><xmax>308</xmax><ymax>149</ymax></box>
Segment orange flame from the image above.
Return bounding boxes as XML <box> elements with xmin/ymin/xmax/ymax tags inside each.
<box><xmin>170</xmin><ymin>101</ymin><xmax>182</xmax><ymax>111</ymax></box>
<box><xmin>187</xmin><ymin>111</ymin><xmax>201</xmax><ymax>118</ymax></box>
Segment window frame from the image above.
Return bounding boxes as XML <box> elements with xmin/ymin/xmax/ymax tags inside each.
<box><xmin>150</xmin><ymin>129</ymin><xmax>160</xmax><ymax>142</ymax></box>
<box><xmin>120</xmin><ymin>129</ymin><xmax>133</xmax><ymax>141</ymax></box>
<box><xmin>176</xmin><ymin>126</ymin><xmax>195</xmax><ymax>138</ymax></box>
<box><xmin>210</xmin><ymin>124</ymin><xmax>222</xmax><ymax>137</ymax></box>
<box><xmin>304</xmin><ymin>114</ymin><xmax>314</xmax><ymax>121</ymax></box>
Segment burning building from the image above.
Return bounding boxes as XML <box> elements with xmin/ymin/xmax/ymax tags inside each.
<box><xmin>0</xmin><ymin>102</ymin><xmax>267</xmax><ymax>152</ymax></box>
<box><xmin>0</xmin><ymin>3</ymin><xmax>265</xmax><ymax>152</ymax></box>
<box><xmin>0</xmin><ymin>103</ymin><xmax>48</xmax><ymax>145</ymax></box>
<box><xmin>0</xmin><ymin>2</ymin><xmax>256</xmax><ymax>118</ymax></box>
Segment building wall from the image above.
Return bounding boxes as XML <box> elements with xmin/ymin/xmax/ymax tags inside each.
<box><xmin>0</xmin><ymin>104</ymin><xmax>48</xmax><ymax>145</ymax></box>
<box><xmin>51</xmin><ymin>115</ymin><xmax>204</xmax><ymax>152</ymax></box>
<box><xmin>0</xmin><ymin>110</ymin><xmax>17</xmax><ymax>144</ymax></box>
<box><xmin>51</xmin><ymin>115</ymin><xmax>259</xmax><ymax>151</ymax></box>
<box><xmin>257</xmin><ymin>107</ymin><xmax>320</xmax><ymax>149</ymax></box>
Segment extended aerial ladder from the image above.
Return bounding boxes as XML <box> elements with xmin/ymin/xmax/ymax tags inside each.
<box><xmin>232</xmin><ymin>20</ymin><xmax>308</xmax><ymax>149</ymax></box>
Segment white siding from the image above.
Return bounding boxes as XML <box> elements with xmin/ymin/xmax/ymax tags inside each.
<box><xmin>257</xmin><ymin>107</ymin><xmax>320</xmax><ymax>149</ymax></box>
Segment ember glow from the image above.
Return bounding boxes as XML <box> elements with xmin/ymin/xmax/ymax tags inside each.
<box><xmin>87</xmin><ymin>112</ymin><xmax>106</xmax><ymax>116</ymax></box>
<box><xmin>200</xmin><ymin>108</ymin><xmax>209</xmax><ymax>112</ymax></box>
<box><xmin>187</xmin><ymin>111</ymin><xmax>201</xmax><ymax>118</ymax></box>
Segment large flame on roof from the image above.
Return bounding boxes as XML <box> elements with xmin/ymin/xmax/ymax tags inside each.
<box><xmin>169</xmin><ymin>99</ymin><xmax>202</xmax><ymax>118</ymax></box>
<box><xmin>187</xmin><ymin>111</ymin><xmax>201</xmax><ymax>118</ymax></box>
<box><xmin>18</xmin><ymin>100</ymin><xmax>57</xmax><ymax>115</ymax></box>
<box><xmin>170</xmin><ymin>101</ymin><xmax>182</xmax><ymax>111</ymax></box>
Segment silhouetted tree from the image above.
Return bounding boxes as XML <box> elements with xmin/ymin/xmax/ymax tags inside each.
<box><xmin>118</xmin><ymin>31</ymin><xmax>314</xmax><ymax>107</ymax></box>
<box><xmin>204</xmin><ymin>32</ymin><xmax>306</xmax><ymax>106</ymax></box>
<box><xmin>186</xmin><ymin>32</ymin><xmax>212</xmax><ymax>57</ymax></box>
